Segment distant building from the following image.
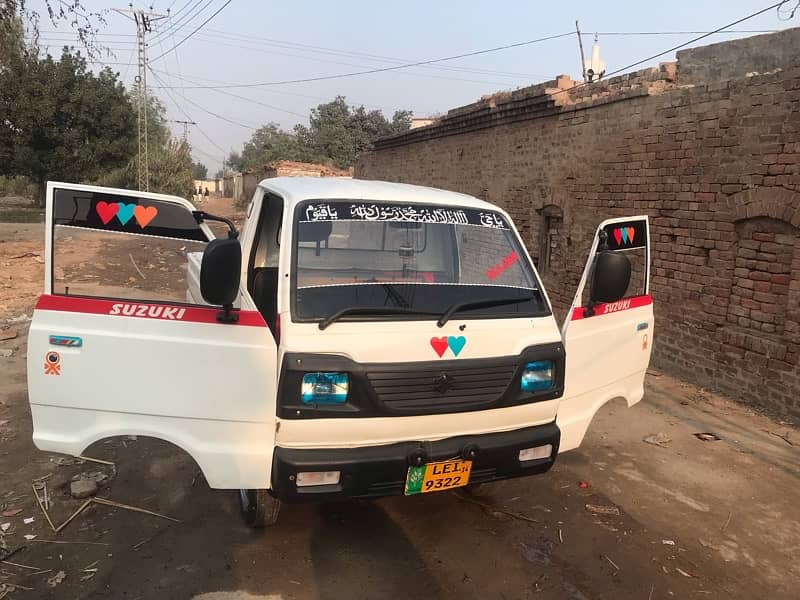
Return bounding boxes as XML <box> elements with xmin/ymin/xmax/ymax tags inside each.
<box><xmin>233</xmin><ymin>160</ymin><xmax>352</xmax><ymax>205</ymax></box>
<box><xmin>410</xmin><ymin>117</ymin><xmax>437</xmax><ymax>129</ymax></box>
<box><xmin>262</xmin><ymin>160</ymin><xmax>353</xmax><ymax>179</ymax></box>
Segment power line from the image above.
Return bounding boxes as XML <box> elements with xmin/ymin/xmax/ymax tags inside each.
<box><xmin>148</xmin><ymin>66</ymin><xmax>250</xmax><ymax>152</ymax></box>
<box><xmin>180</xmin><ymin>34</ymin><xmax>533</xmax><ymax>87</ymax></box>
<box><xmin>149</xmin><ymin>0</ymin><xmax>213</xmax><ymax>43</ymax></box>
<box><xmin>149</xmin><ymin>31</ymin><xmax>575</xmax><ymax>89</ymax></box>
<box><xmin>193</xmin><ymin>29</ymin><xmax>547</xmax><ymax>80</ymax></box>
<box><xmin>581</xmin><ymin>29</ymin><xmax>778</xmax><ymax>36</ymax></box>
<box><xmin>149</xmin><ymin>66</ymin><xmax>422</xmax><ymax>114</ymax></box>
<box><xmin>150</xmin><ymin>0</ymin><xmax>233</xmax><ymax>61</ymax></box>
<box><xmin>545</xmin><ymin>1</ymin><xmax>790</xmax><ymax>103</ymax></box>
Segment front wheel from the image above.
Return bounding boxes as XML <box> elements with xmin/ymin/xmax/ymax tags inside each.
<box><xmin>239</xmin><ymin>489</ymin><xmax>281</xmax><ymax>528</ymax></box>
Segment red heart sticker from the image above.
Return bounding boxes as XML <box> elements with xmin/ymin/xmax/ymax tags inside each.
<box><xmin>134</xmin><ymin>205</ymin><xmax>158</xmax><ymax>228</ymax></box>
<box><xmin>613</xmin><ymin>228</ymin><xmax>622</xmax><ymax>246</ymax></box>
<box><xmin>430</xmin><ymin>337</ymin><xmax>448</xmax><ymax>357</ymax></box>
<box><xmin>96</xmin><ymin>201</ymin><xmax>118</xmax><ymax>225</ymax></box>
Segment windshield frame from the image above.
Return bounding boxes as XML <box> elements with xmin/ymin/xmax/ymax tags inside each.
<box><xmin>289</xmin><ymin>198</ymin><xmax>551</xmax><ymax>325</ymax></box>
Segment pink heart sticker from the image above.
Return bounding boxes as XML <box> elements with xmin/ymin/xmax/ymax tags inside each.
<box><xmin>96</xmin><ymin>201</ymin><xmax>118</xmax><ymax>225</ymax></box>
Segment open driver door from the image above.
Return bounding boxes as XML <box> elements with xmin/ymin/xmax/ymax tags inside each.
<box><xmin>27</xmin><ymin>182</ymin><xmax>277</xmax><ymax>489</ymax></box>
<box><xmin>557</xmin><ymin>216</ymin><xmax>653</xmax><ymax>452</ymax></box>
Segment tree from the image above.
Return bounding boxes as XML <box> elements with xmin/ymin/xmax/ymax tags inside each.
<box><xmin>96</xmin><ymin>91</ymin><xmax>196</xmax><ymax>199</ymax></box>
<box><xmin>128</xmin><ymin>84</ymin><xmax>170</xmax><ymax>150</ymax></box>
<box><xmin>97</xmin><ymin>139</ymin><xmax>194</xmax><ymax>200</ymax></box>
<box><xmin>232</xmin><ymin>97</ymin><xmax>413</xmax><ymax>171</ymax></box>
<box><xmin>0</xmin><ymin>46</ymin><xmax>136</xmax><ymax>205</ymax></box>
<box><xmin>191</xmin><ymin>161</ymin><xmax>208</xmax><ymax>180</ymax></box>
<box><xmin>238</xmin><ymin>122</ymin><xmax>306</xmax><ymax>171</ymax></box>
<box><xmin>2</xmin><ymin>0</ymin><xmax>108</xmax><ymax>59</ymax></box>
<box><xmin>225</xmin><ymin>150</ymin><xmax>243</xmax><ymax>172</ymax></box>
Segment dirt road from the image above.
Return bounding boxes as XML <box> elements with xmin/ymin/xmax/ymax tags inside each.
<box><xmin>1</xmin><ymin>201</ymin><xmax>798</xmax><ymax>599</ymax></box>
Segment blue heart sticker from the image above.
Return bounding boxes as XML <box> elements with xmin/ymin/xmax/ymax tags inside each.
<box><xmin>116</xmin><ymin>203</ymin><xmax>136</xmax><ymax>225</ymax></box>
<box><xmin>448</xmin><ymin>336</ymin><xmax>466</xmax><ymax>356</ymax></box>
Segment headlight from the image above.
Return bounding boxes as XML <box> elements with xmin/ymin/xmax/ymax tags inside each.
<box><xmin>520</xmin><ymin>360</ymin><xmax>554</xmax><ymax>392</ymax></box>
<box><xmin>301</xmin><ymin>372</ymin><xmax>349</xmax><ymax>404</ymax></box>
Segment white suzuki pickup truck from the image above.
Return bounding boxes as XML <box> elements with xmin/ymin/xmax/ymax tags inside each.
<box><xmin>28</xmin><ymin>178</ymin><xmax>652</xmax><ymax>527</ymax></box>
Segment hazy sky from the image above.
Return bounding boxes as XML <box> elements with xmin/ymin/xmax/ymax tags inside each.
<box><xmin>27</xmin><ymin>1</ymin><xmax>799</xmax><ymax>172</ymax></box>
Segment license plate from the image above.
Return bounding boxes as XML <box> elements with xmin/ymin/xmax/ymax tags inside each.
<box><xmin>404</xmin><ymin>459</ymin><xmax>472</xmax><ymax>495</ymax></box>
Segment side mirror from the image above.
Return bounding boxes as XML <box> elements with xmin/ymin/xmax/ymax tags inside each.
<box><xmin>589</xmin><ymin>251</ymin><xmax>631</xmax><ymax>304</ymax></box>
<box><xmin>201</xmin><ymin>238</ymin><xmax>242</xmax><ymax>322</ymax></box>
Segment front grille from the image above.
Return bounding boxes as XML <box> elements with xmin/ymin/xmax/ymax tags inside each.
<box><xmin>366</xmin><ymin>359</ymin><xmax>518</xmax><ymax>414</ymax></box>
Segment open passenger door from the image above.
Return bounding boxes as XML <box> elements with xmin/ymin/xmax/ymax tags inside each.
<box><xmin>557</xmin><ymin>216</ymin><xmax>653</xmax><ymax>452</ymax></box>
<box><xmin>27</xmin><ymin>183</ymin><xmax>277</xmax><ymax>488</ymax></box>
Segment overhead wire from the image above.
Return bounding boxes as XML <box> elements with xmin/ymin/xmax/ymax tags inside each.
<box><xmin>149</xmin><ymin>66</ymin><xmax>422</xmax><ymax>114</ymax></box>
<box><xmin>150</xmin><ymin>0</ymin><xmax>233</xmax><ymax>61</ymax></box>
<box><xmin>148</xmin><ymin>66</ymin><xmax>232</xmax><ymax>156</ymax></box>
<box><xmin>149</xmin><ymin>0</ymin><xmax>210</xmax><ymax>43</ymax></box>
<box><xmin>148</xmin><ymin>65</ymin><xmax>258</xmax><ymax>130</ymax></box>
<box><xmin>184</xmin><ymin>33</ymin><xmax>537</xmax><ymax>86</ymax></box>
<box><xmin>149</xmin><ymin>31</ymin><xmax>575</xmax><ymax>89</ymax></box>
<box><xmin>543</xmin><ymin>1</ymin><xmax>790</xmax><ymax>103</ymax></box>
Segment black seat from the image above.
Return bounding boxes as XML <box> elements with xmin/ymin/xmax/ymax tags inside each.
<box><xmin>251</xmin><ymin>267</ymin><xmax>279</xmax><ymax>335</ymax></box>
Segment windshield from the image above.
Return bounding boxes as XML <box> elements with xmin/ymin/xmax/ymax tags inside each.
<box><xmin>292</xmin><ymin>200</ymin><xmax>549</xmax><ymax>322</ymax></box>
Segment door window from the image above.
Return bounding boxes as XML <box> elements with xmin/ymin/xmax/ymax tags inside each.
<box><xmin>51</xmin><ymin>187</ymin><xmax>210</xmax><ymax>304</ymax></box>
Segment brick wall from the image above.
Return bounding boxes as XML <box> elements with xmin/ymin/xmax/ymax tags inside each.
<box><xmin>356</xmin><ymin>31</ymin><xmax>800</xmax><ymax>417</ymax></box>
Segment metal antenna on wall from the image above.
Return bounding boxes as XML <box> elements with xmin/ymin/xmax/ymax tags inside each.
<box><xmin>575</xmin><ymin>20</ymin><xmax>587</xmax><ymax>83</ymax></box>
<box><xmin>114</xmin><ymin>5</ymin><xmax>168</xmax><ymax>192</ymax></box>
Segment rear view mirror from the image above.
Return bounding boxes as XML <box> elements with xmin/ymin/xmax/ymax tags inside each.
<box><xmin>201</xmin><ymin>238</ymin><xmax>242</xmax><ymax>322</ymax></box>
<box><xmin>298</xmin><ymin>221</ymin><xmax>332</xmax><ymax>242</ymax></box>
<box><xmin>590</xmin><ymin>251</ymin><xmax>631</xmax><ymax>304</ymax></box>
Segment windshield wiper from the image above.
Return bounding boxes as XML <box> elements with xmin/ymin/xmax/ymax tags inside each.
<box><xmin>437</xmin><ymin>295</ymin><xmax>535</xmax><ymax>327</ymax></box>
<box><xmin>319</xmin><ymin>307</ymin><xmax>437</xmax><ymax>330</ymax></box>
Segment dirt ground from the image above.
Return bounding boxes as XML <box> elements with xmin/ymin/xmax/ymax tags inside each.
<box><xmin>1</xmin><ymin>197</ymin><xmax>798</xmax><ymax>599</ymax></box>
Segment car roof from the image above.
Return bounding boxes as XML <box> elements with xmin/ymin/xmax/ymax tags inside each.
<box><xmin>258</xmin><ymin>177</ymin><xmax>500</xmax><ymax>211</ymax></box>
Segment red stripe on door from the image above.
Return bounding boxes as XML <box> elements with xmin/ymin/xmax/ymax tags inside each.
<box><xmin>571</xmin><ymin>294</ymin><xmax>652</xmax><ymax>321</ymax></box>
<box><xmin>35</xmin><ymin>294</ymin><xmax>267</xmax><ymax>327</ymax></box>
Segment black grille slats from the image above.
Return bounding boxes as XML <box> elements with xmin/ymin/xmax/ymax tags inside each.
<box><xmin>366</xmin><ymin>360</ymin><xmax>517</xmax><ymax>414</ymax></box>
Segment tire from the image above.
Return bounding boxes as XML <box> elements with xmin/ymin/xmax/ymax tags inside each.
<box><xmin>239</xmin><ymin>489</ymin><xmax>281</xmax><ymax>528</ymax></box>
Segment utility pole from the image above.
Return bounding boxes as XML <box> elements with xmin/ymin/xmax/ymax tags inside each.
<box><xmin>575</xmin><ymin>20</ymin><xmax>587</xmax><ymax>83</ymax></box>
<box><xmin>171</xmin><ymin>119</ymin><xmax>197</xmax><ymax>141</ymax></box>
<box><xmin>115</xmin><ymin>5</ymin><xmax>167</xmax><ymax>192</ymax></box>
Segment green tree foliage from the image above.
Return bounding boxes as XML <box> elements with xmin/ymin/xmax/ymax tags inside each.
<box><xmin>229</xmin><ymin>97</ymin><xmax>412</xmax><ymax>171</ymax></box>
<box><xmin>128</xmin><ymin>84</ymin><xmax>170</xmax><ymax>150</ymax></box>
<box><xmin>0</xmin><ymin>43</ymin><xmax>137</xmax><ymax>204</ymax></box>
<box><xmin>191</xmin><ymin>161</ymin><xmax>208</xmax><ymax>180</ymax></box>
<box><xmin>225</xmin><ymin>151</ymin><xmax>243</xmax><ymax>172</ymax></box>
<box><xmin>97</xmin><ymin>91</ymin><xmax>196</xmax><ymax>199</ymax></box>
<box><xmin>97</xmin><ymin>139</ymin><xmax>194</xmax><ymax>200</ymax></box>
<box><xmin>2</xmin><ymin>0</ymin><xmax>108</xmax><ymax>59</ymax></box>
<box><xmin>238</xmin><ymin>122</ymin><xmax>306</xmax><ymax>169</ymax></box>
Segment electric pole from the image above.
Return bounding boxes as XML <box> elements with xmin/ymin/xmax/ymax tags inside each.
<box><xmin>171</xmin><ymin>119</ymin><xmax>197</xmax><ymax>142</ymax></box>
<box><xmin>115</xmin><ymin>5</ymin><xmax>167</xmax><ymax>192</ymax></box>
<box><xmin>575</xmin><ymin>20</ymin><xmax>587</xmax><ymax>83</ymax></box>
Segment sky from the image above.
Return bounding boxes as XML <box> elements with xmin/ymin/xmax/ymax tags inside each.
<box><xmin>25</xmin><ymin>1</ymin><xmax>800</xmax><ymax>173</ymax></box>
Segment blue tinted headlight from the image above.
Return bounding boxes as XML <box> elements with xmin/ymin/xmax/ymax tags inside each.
<box><xmin>301</xmin><ymin>372</ymin><xmax>349</xmax><ymax>404</ymax></box>
<box><xmin>521</xmin><ymin>361</ymin><xmax>554</xmax><ymax>392</ymax></box>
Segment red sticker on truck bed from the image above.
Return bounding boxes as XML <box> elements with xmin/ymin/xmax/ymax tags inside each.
<box><xmin>35</xmin><ymin>295</ymin><xmax>267</xmax><ymax>327</ymax></box>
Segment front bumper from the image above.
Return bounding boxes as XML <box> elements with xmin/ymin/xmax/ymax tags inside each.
<box><xmin>270</xmin><ymin>421</ymin><xmax>560</xmax><ymax>502</ymax></box>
